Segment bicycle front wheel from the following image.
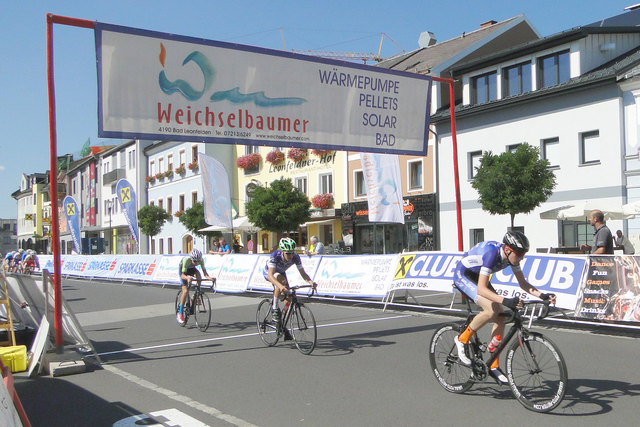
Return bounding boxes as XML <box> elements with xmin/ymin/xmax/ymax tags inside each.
<box><xmin>505</xmin><ymin>333</ymin><xmax>568</xmax><ymax>413</ymax></box>
<box><xmin>290</xmin><ymin>303</ymin><xmax>317</xmax><ymax>355</ymax></box>
<box><xmin>256</xmin><ymin>299</ymin><xmax>280</xmax><ymax>347</ymax></box>
<box><xmin>429</xmin><ymin>324</ymin><xmax>474</xmax><ymax>393</ymax></box>
<box><xmin>193</xmin><ymin>291</ymin><xmax>212</xmax><ymax>332</ymax></box>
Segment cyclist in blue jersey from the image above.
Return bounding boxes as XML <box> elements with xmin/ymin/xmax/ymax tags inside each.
<box><xmin>264</xmin><ymin>237</ymin><xmax>316</xmax><ymax>325</ymax></box>
<box><xmin>453</xmin><ymin>231</ymin><xmax>556</xmax><ymax>384</ymax></box>
<box><xmin>177</xmin><ymin>249</ymin><xmax>213</xmax><ymax>325</ymax></box>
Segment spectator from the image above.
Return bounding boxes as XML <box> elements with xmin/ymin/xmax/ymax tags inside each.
<box><xmin>615</xmin><ymin>230</ymin><xmax>635</xmax><ymax>254</ymax></box>
<box><xmin>208</xmin><ymin>237</ymin><xmax>220</xmax><ymax>254</ymax></box>
<box><xmin>304</xmin><ymin>235</ymin><xmax>325</xmax><ymax>256</ymax></box>
<box><xmin>232</xmin><ymin>236</ymin><xmax>244</xmax><ymax>253</ymax></box>
<box><xmin>218</xmin><ymin>237</ymin><xmax>231</xmax><ymax>254</ymax></box>
<box><xmin>580</xmin><ymin>210</ymin><xmax>614</xmax><ymax>254</ymax></box>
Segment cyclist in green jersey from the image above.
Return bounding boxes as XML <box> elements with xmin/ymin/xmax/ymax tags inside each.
<box><xmin>177</xmin><ymin>249</ymin><xmax>213</xmax><ymax>325</ymax></box>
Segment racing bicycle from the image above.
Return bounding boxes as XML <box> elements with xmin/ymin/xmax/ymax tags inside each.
<box><xmin>429</xmin><ymin>298</ymin><xmax>568</xmax><ymax>413</ymax></box>
<box><xmin>256</xmin><ymin>284</ymin><xmax>317</xmax><ymax>355</ymax></box>
<box><xmin>174</xmin><ymin>278</ymin><xmax>216</xmax><ymax>332</ymax></box>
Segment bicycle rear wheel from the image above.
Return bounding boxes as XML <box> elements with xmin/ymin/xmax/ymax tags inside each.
<box><xmin>429</xmin><ymin>324</ymin><xmax>474</xmax><ymax>393</ymax></box>
<box><xmin>290</xmin><ymin>303</ymin><xmax>317</xmax><ymax>355</ymax></box>
<box><xmin>193</xmin><ymin>291</ymin><xmax>212</xmax><ymax>332</ymax></box>
<box><xmin>505</xmin><ymin>333</ymin><xmax>568</xmax><ymax>413</ymax></box>
<box><xmin>256</xmin><ymin>299</ymin><xmax>280</xmax><ymax>346</ymax></box>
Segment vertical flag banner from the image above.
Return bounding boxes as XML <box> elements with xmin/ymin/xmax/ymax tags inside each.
<box><xmin>361</xmin><ymin>153</ymin><xmax>405</xmax><ymax>224</ymax></box>
<box><xmin>200</xmin><ymin>153</ymin><xmax>232</xmax><ymax>228</ymax></box>
<box><xmin>63</xmin><ymin>196</ymin><xmax>82</xmax><ymax>254</ymax></box>
<box><xmin>116</xmin><ymin>179</ymin><xmax>140</xmax><ymax>252</ymax></box>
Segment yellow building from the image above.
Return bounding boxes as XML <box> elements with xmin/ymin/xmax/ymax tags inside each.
<box><xmin>233</xmin><ymin>146</ymin><xmax>347</xmax><ymax>253</ymax></box>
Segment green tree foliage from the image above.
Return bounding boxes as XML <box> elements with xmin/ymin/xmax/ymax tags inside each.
<box><xmin>246</xmin><ymin>178</ymin><xmax>311</xmax><ymax>233</ymax></box>
<box><xmin>178</xmin><ymin>201</ymin><xmax>212</xmax><ymax>237</ymax></box>
<box><xmin>138</xmin><ymin>205</ymin><xmax>171</xmax><ymax>237</ymax></box>
<box><xmin>471</xmin><ymin>144</ymin><xmax>556</xmax><ymax>228</ymax></box>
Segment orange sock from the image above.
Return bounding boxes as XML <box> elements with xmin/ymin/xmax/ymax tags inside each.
<box><xmin>490</xmin><ymin>357</ymin><xmax>500</xmax><ymax>370</ymax></box>
<box><xmin>458</xmin><ymin>326</ymin><xmax>475</xmax><ymax>344</ymax></box>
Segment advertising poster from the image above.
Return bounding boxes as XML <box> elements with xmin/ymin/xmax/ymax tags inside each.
<box><xmin>314</xmin><ymin>254</ymin><xmax>398</xmax><ymax>297</ymax></box>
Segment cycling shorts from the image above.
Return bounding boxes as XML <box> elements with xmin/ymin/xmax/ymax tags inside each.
<box><xmin>179</xmin><ymin>266</ymin><xmax>199</xmax><ymax>286</ymax></box>
<box><xmin>453</xmin><ymin>269</ymin><xmax>496</xmax><ymax>303</ymax></box>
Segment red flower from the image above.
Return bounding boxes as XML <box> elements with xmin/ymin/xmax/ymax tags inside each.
<box><xmin>145</xmin><ymin>175</ymin><xmax>155</xmax><ymax>183</ymax></box>
<box><xmin>311</xmin><ymin>193</ymin><xmax>334</xmax><ymax>209</ymax></box>
<box><xmin>312</xmin><ymin>149</ymin><xmax>332</xmax><ymax>156</ymax></box>
<box><xmin>175</xmin><ymin>165</ymin><xmax>186</xmax><ymax>174</ymax></box>
<box><xmin>287</xmin><ymin>148</ymin><xmax>308</xmax><ymax>162</ymax></box>
<box><xmin>236</xmin><ymin>153</ymin><xmax>262</xmax><ymax>169</ymax></box>
<box><xmin>188</xmin><ymin>161</ymin><xmax>199</xmax><ymax>170</ymax></box>
<box><xmin>266</xmin><ymin>150</ymin><xmax>285</xmax><ymax>164</ymax></box>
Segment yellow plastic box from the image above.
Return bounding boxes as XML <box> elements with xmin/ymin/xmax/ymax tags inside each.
<box><xmin>0</xmin><ymin>345</ymin><xmax>27</xmax><ymax>373</ymax></box>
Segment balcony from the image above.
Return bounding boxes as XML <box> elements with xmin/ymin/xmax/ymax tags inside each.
<box><xmin>103</xmin><ymin>168</ymin><xmax>125</xmax><ymax>185</ymax></box>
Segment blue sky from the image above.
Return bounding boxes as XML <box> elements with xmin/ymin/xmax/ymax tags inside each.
<box><xmin>0</xmin><ymin>0</ymin><xmax>634</xmax><ymax>218</ymax></box>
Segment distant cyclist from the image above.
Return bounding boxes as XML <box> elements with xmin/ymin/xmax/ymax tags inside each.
<box><xmin>177</xmin><ymin>249</ymin><xmax>213</xmax><ymax>325</ymax></box>
<box><xmin>453</xmin><ymin>231</ymin><xmax>555</xmax><ymax>384</ymax></box>
<box><xmin>263</xmin><ymin>237</ymin><xmax>316</xmax><ymax>326</ymax></box>
<box><xmin>21</xmin><ymin>250</ymin><xmax>40</xmax><ymax>274</ymax></box>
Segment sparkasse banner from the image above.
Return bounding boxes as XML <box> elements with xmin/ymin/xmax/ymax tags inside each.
<box><xmin>95</xmin><ymin>23</ymin><xmax>432</xmax><ymax>155</ymax></box>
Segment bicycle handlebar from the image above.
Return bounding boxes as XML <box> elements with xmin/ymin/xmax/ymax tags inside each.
<box><xmin>286</xmin><ymin>283</ymin><xmax>317</xmax><ymax>297</ymax></box>
<box><xmin>502</xmin><ymin>299</ymin><xmax>551</xmax><ymax>324</ymax></box>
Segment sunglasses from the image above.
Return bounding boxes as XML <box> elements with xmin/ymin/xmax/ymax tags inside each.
<box><xmin>284</xmin><ymin>251</ymin><xmax>294</xmax><ymax>255</ymax></box>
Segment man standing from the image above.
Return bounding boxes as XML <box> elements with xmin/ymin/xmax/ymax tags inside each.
<box><xmin>615</xmin><ymin>230</ymin><xmax>635</xmax><ymax>254</ymax></box>
<box><xmin>580</xmin><ymin>210</ymin><xmax>614</xmax><ymax>254</ymax></box>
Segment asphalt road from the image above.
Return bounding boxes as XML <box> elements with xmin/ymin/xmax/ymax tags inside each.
<box><xmin>13</xmin><ymin>278</ymin><xmax>640</xmax><ymax>426</ymax></box>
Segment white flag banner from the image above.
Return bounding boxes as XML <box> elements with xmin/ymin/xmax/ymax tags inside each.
<box><xmin>360</xmin><ymin>153</ymin><xmax>404</xmax><ymax>224</ymax></box>
<box><xmin>200</xmin><ymin>154</ymin><xmax>233</xmax><ymax>228</ymax></box>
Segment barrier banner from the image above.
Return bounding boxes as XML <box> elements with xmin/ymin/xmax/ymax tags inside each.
<box><xmin>390</xmin><ymin>252</ymin><xmax>587</xmax><ymax>310</ymax></box>
<box><xmin>247</xmin><ymin>254</ymin><xmax>322</xmax><ymax>292</ymax></box>
<box><xmin>60</xmin><ymin>255</ymin><xmax>89</xmax><ymax>276</ymax></box>
<box><xmin>575</xmin><ymin>255</ymin><xmax>640</xmax><ymax>321</ymax></box>
<box><xmin>247</xmin><ymin>255</ymin><xmax>272</xmax><ymax>291</ymax></box>
<box><xmin>95</xmin><ymin>23</ymin><xmax>432</xmax><ymax>155</ymax></box>
<box><xmin>62</xmin><ymin>196</ymin><xmax>82</xmax><ymax>254</ymax></box>
<box><xmin>315</xmin><ymin>255</ymin><xmax>398</xmax><ymax>297</ymax></box>
<box><xmin>116</xmin><ymin>179</ymin><xmax>140</xmax><ymax>251</ymax></box>
<box><xmin>39</xmin><ymin>255</ymin><xmax>53</xmax><ymax>273</ymax></box>
<box><xmin>150</xmin><ymin>255</ymin><xmax>183</xmax><ymax>284</ymax></box>
<box><xmin>111</xmin><ymin>255</ymin><xmax>159</xmax><ymax>280</ymax></box>
<box><xmin>82</xmin><ymin>255</ymin><xmax>119</xmax><ymax>279</ymax></box>
<box><xmin>215</xmin><ymin>255</ymin><xmax>257</xmax><ymax>293</ymax></box>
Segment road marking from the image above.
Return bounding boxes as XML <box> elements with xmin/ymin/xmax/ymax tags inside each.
<box><xmin>103</xmin><ymin>364</ymin><xmax>257</xmax><ymax>427</ymax></box>
<box><xmin>97</xmin><ymin>314</ymin><xmax>412</xmax><ymax>356</ymax></box>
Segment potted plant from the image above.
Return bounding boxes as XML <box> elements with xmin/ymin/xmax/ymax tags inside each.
<box><xmin>155</xmin><ymin>172</ymin><xmax>164</xmax><ymax>180</ymax></box>
<box><xmin>188</xmin><ymin>161</ymin><xmax>199</xmax><ymax>171</ymax></box>
<box><xmin>312</xmin><ymin>148</ymin><xmax>333</xmax><ymax>156</ymax></box>
<box><xmin>287</xmin><ymin>148</ymin><xmax>308</xmax><ymax>162</ymax></box>
<box><xmin>174</xmin><ymin>210</ymin><xmax>185</xmax><ymax>218</ymax></box>
<box><xmin>266</xmin><ymin>150</ymin><xmax>285</xmax><ymax>164</ymax></box>
<box><xmin>311</xmin><ymin>193</ymin><xmax>334</xmax><ymax>209</ymax></box>
<box><xmin>236</xmin><ymin>153</ymin><xmax>262</xmax><ymax>170</ymax></box>
<box><xmin>145</xmin><ymin>175</ymin><xmax>156</xmax><ymax>183</ymax></box>
<box><xmin>164</xmin><ymin>169</ymin><xmax>174</xmax><ymax>179</ymax></box>
<box><xmin>175</xmin><ymin>164</ymin><xmax>186</xmax><ymax>175</ymax></box>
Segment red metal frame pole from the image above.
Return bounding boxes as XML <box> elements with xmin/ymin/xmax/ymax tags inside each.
<box><xmin>46</xmin><ymin>14</ymin><xmax>95</xmax><ymax>349</ymax></box>
<box><xmin>431</xmin><ymin>77</ymin><xmax>463</xmax><ymax>251</ymax></box>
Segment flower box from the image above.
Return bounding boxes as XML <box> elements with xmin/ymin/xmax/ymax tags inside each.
<box><xmin>312</xmin><ymin>149</ymin><xmax>333</xmax><ymax>156</ymax></box>
<box><xmin>154</xmin><ymin>172</ymin><xmax>164</xmax><ymax>180</ymax></box>
<box><xmin>287</xmin><ymin>148</ymin><xmax>308</xmax><ymax>162</ymax></box>
<box><xmin>145</xmin><ymin>175</ymin><xmax>155</xmax><ymax>183</ymax></box>
<box><xmin>188</xmin><ymin>161</ymin><xmax>199</xmax><ymax>171</ymax></box>
<box><xmin>236</xmin><ymin>153</ymin><xmax>262</xmax><ymax>169</ymax></box>
<box><xmin>175</xmin><ymin>165</ymin><xmax>186</xmax><ymax>175</ymax></box>
<box><xmin>174</xmin><ymin>210</ymin><xmax>185</xmax><ymax>218</ymax></box>
<box><xmin>164</xmin><ymin>170</ymin><xmax>174</xmax><ymax>178</ymax></box>
<box><xmin>311</xmin><ymin>193</ymin><xmax>334</xmax><ymax>209</ymax></box>
<box><xmin>266</xmin><ymin>150</ymin><xmax>285</xmax><ymax>164</ymax></box>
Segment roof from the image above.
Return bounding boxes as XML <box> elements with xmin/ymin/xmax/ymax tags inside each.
<box><xmin>431</xmin><ymin>45</ymin><xmax>640</xmax><ymax>121</ymax></box>
<box><xmin>377</xmin><ymin>15</ymin><xmax>539</xmax><ymax>75</ymax></box>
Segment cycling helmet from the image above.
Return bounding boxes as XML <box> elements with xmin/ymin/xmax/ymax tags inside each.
<box><xmin>190</xmin><ymin>248</ymin><xmax>203</xmax><ymax>262</ymax></box>
<box><xmin>279</xmin><ymin>237</ymin><xmax>296</xmax><ymax>252</ymax></box>
<box><xmin>503</xmin><ymin>230</ymin><xmax>529</xmax><ymax>253</ymax></box>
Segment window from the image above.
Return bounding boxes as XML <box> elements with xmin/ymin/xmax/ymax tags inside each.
<box><xmin>319</xmin><ymin>173</ymin><xmax>333</xmax><ymax>194</ymax></box>
<box><xmin>167</xmin><ymin>154</ymin><xmax>173</xmax><ymax>170</ymax></box>
<box><xmin>159</xmin><ymin>238</ymin><xmax>164</xmax><ymax>255</ymax></box>
<box><xmin>179</xmin><ymin>150</ymin><xmax>186</xmax><ymax>167</ymax></box>
<box><xmin>354</xmin><ymin>170</ymin><xmax>366</xmax><ymax>197</ymax></box>
<box><xmin>470</xmin><ymin>228</ymin><xmax>484</xmax><ymax>247</ymax></box>
<box><xmin>150</xmin><ymin>238</ymin><xmax>155</xmax><ymax>254</ymax></box>
<box><xmin>158</xmin><ymin>157</ymin><xmax>164</xmax><ymax>173</ymax></box>
<box><xmin>168</xmin><ymin>237</ymin><xmax>173</xmax><ymax>254</ymax></box>
<box><xmin>408</xmin><ymin>159</ymin><xmax>423</xmax><ymax>190</ymax></box>
<box><xmin>158</xmin><ymin>198</ymin><xmax>163</xmax><ymax>210</ymax></box>
<box><xmin>245</xmin><ymin>145</ymin><xmax>259</xmax><ymax>155</ymax></box>
<box><xmin>192</xmin><ymin>145</ymin><xmax>199</xmax><ymax>163</ymax></box>
<box><xmin>580</xmin><ymin>131</ymin><xmax>600</xmax><ymax>165</ymax></box>
<box><xmin>167</xmin><ymin>196</ymin><xmax>173</xmax><ymax>214</ymax></box>
<box><xmin>150</xmin><ymin>161</ymin><xmax>155</xmax><ymax>176</ymax></box>
<box><xmin>507</xmin><ymin>143</ymin><xmax>522</xmax><ymax>153</ymax></box>
<box><xmin>192</xmin><ymin>191</ymin><xmax>198</xmax><ymax>206</ymax></box>
<box><xmin>471</xmin><ymin>71</ymin><xmax>497</xmax><ymax>104</ymax></box>
<box><xmin>294</xmin><ymin>176</ymin><xmax>307</xmax><ymax>195</ymax></box>
<box><xmin>542</xmin><ymin>137</ymin><xmax>560</xmax><ymax>168</ymax></box>
<box><xmin>502</xmin><ymin>62</ymin><xmax>531</xmax><ymax>97</ymax></box>
<box><xmin>468</xmin><ymin>151</ymin><xmax>482</xmax><ymax>179</ymax></box>
<box><xmin>538</xmin><ymin>50</ymin><xmax>570</xmax><ymax>89</ymax></box>
<box><xmin>150</xmin><ymin>200</ymin><xmax>155</xmax><ymax>206</ymax></box>
<box><xmin>128</xmin><ymin>149</ymin><xmax>136</xmax><ymax>169</ymax></box>
<box><xmin>179</xmin><ymin>194</ymin><xmax>185</xmax><ymax>211</ymax></box>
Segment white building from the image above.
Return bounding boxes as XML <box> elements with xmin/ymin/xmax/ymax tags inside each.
<box><xmin>433</xmin><ymin>8</ymin><xmax>640</xmax><ymax>252</ymax></box>
<box><xmin>145</xmin><ymin>140</ymin><xmax>234</xmax><ymax>255</ymax></box>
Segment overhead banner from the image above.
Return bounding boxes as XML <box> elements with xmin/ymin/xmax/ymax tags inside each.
<box><xmin>361</xmin><ymin>153</ymin><xmax>405</xmax><ymax>224</ymax></box>
<box><xmin>200</xmin><ymin>154</ymin><xmax>232</xmax><ymax>228</ymax></box>
<box><xmin>95</xmin><ymin>23</ymin><xmax>432</xmax><ymax>155</ymax></box>
<box><xmin>116</xmin><ymin>179</ymin><xmax>140</xmax><ymax>252</ymax></box>
<box><xmin>62</xmin><ymin>196</ymin><xmax>82</xmax><ymax>254</ymax></box>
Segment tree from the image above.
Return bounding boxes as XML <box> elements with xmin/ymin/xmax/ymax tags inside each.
<box><xmin>138</xmin><ymin>205</ymin><xmax>171</xmax><ymax>236</ymax></box>
<box><xmin>246</xmin><ymin>178</ymin><xmax>311</xmax><ymax>234</ymax></box>
<box><xmin>471</xmin><ymin>143</ymin><xmax>556</xmax><ymax>228</ymax></box>
<box><xmin>178</xmin><ymin>201</ymin><xmax>219</xmax><ymax>237</ymax></box>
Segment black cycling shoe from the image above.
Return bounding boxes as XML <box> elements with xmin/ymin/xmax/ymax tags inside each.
<box><xmin>489</xmin><ymin>367</ymin><xmax>509</xmax><ymax>385</ymax></box>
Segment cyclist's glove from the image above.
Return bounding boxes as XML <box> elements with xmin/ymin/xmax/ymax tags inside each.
<box><xmin>502</xmin><ymin>297</ymin><xmax>520</xmax><ymax>310</ymax></box>
<box><xmin>539</xmin><ymin>293</ymin><xmax>551</xmax><ymax>301</ymax></box>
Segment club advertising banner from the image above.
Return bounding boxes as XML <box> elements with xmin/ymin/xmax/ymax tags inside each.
<box><xmin>95</xmin><ymin>23</ymin><xmax>432</xmax><ymax>155</ymax></box>
<box><xmin>116</xmin><ymin>179</ymin><xmax>140</xmax><ymax>251</ymax></box>
<box><xmin>62</xmin><ymin>196</ymin><xmax>81</xmax><ymax>254</ymax></box>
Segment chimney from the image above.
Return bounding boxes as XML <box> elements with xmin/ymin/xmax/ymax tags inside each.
<box><xmin>418</xmin><ymin>31</ymin><xmax>437</xmax><ymax>48</ymax></box>
<box><xmin>480</xmin><ymin>20</ymin><xmax>497</xmax><ymax>28</ymax></box>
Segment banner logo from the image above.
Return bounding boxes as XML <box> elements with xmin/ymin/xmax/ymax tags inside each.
<box><xmin>120</xmin><ymin>186</ymin><xmax>131</xmax><ymax>203</ymax></box>
<box><xmin>66</xmin><ymin>203</ymin><xmax>75</xmax><ymax>216</ymax></box>
<box><xmin>394</xmin><ymin>255</ymin><xmax>415</xmax><ymax>280</ymax></box>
